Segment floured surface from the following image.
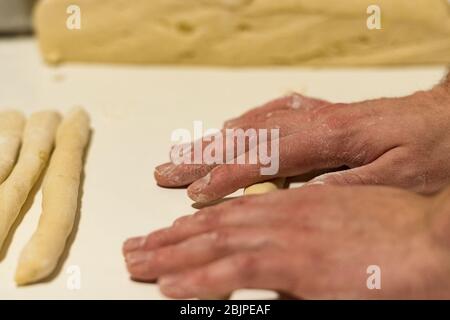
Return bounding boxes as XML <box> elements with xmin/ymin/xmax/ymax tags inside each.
<box><xmin>0</xmin><ymin>38</ymin><xmax>447</xmax><ymax>299</ymax></box>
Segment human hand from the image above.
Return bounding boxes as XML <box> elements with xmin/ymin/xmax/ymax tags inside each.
<box><xmin>123</xmin><ymin>185</ymin><xmax>450</xmax><ymax>299</ymax></box>
<box><xmin>155</xmin><ymin>78</ymin><xmax>450</xmax><ymax>203</ymax></box>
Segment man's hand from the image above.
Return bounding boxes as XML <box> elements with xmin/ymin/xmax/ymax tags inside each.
<box><xmin>155</xmin><ymin>78</ymin><xmax>450</xmax><ymax>203</ymax></box>
<box><xmin>123</xmin><ymin>185</ymin><xmax>450</xmax><ymax>299</ymax></box>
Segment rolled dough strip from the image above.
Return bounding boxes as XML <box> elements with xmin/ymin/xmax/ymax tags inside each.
<box><xmin>0</xmin><ymin>111</ymin><xmax>61</xmax><ymax>250</ymax></box>
<box><xmin>15</xmin><ymin>108</ymin><xmax>90</xmax><ymax>285</ymax></box>
<box><xmin>244</xmin><ymin>178</ymin><xmax>286</xmax><ymax>195</ymax></box>
<box><xmin>0</xmin><ymin>111</ymin><xmax>25</xmax><ymax>184</ymax></box>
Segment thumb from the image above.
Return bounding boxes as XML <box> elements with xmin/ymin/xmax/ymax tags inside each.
<box><xmin>304</xmin><ymin>168</ymin><xmax>372</xmax><ymax>187</ymax></box>
<box><xmin>303</xmin><ymin>148</ymin><xmax>404</xmax><ymax>188</ymax></box>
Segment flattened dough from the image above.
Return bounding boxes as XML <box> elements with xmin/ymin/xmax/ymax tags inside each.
<box><xmin>35</xmin><ymin>0</ymin><xmax>450</xmax><ymax>66</ymax></box>
<box><xmin>15</xmin><ymin>108</ymin><xmax>90</xmax><ymax>285</ymax></box>
<box><xmin>0</xmin><ymin>111</ymin><xmax>25</xmax><ymax>184</ymax></box>
<box><xmin>0</xmin><ymin>111</ymin><xmax>61</xmax><ymax>250</ymax></box>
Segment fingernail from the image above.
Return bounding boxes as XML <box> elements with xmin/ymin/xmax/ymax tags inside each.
<box><xmin>224</xmin><ymin>118</ymin><xmax>237</xmax><ymax>128</ymax></box>
<box><xmin>288</xmin><ymin>94</ymin><xmax>302</xmax><ymax>109</ymax></box>
<box><xmin>123</xmin><ymin>236</ymin><xmax>146</xmax><ymax>252</ymax></box>
<box><xmin>125</xmin><ymin>251</ymin><xmax>154</xmax><ymax>266</ymax></box>
<box><xmin>159</xmin><ymin>275</ymin><xmax>193</xmax><ymax>297</ymax></box>
<box><xmin>154</xmin><ymin>163</ymin><xmax>175</xmax><ymax>177</ymax></box>
<box><xmin>154</xmin><ymin>163</ymin><xmax>183</xmax><ymax>185</ymax></box>
<box><xmin>305</xmin><ymin>180</ymin><xmax>325</xmax><ymax>186</ymax></box>
<box><xmin>190</xmin><ymin>173</ymin><xmax>211</xmax><ymax>194</ymax></box>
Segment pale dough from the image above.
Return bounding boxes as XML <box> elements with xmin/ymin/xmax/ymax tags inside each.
<box><xmin>0</xmin><ymin>111</ymin><xmax>61</xmax><ymax>250</ymax></box>
<box><xmin>244</xmin><ymin>178</ymin><xmax>286</xmax><ymax>195</ymax></box>
<box><xmin>15</xmin><ymin>108</ymin><xmax>90</xmax><ymax>285</ymax></box>
<box><xmin>34</xmin><ymin>0</ymin><xmax>450</xmax><ymax>66</ymax></box>
<box><xmin>0</xmin><ymin>111</ymin><xmax>25</xmax><ymax>184</ymax></box>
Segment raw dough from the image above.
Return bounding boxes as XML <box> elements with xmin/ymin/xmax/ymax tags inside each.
<box><xmin>15</xmin><ymin>108</ymin><xmax>90</xmax><ymax>285</ymax></box>
<box><xmin>0</xmin><ymin>111</ymin><xmax>61</xmax><ymax>250</ymax></box>
<box><xmin>244</xmin><ymin>178</ymin><xmax>285</xmax><ymax>195</ymax></box>
<box><xmin>34</xmin><ymin>0</ymin><xmax>450</xmax><ymax>66</ymax></box>
<box><xmin>0</xmin><ymin>111</ymin><xmax>25</xmax><ymax>184</ymax></box>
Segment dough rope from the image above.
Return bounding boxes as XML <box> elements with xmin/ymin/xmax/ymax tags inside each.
<box><xmin>244</xmin><ymin>178</ymin><xmax>286</xmax><ymax>195</ymax></box>
<box><xmin>0</xmin><ymin>111</ymin><xmax>61</xmax><ymax>250</ymax></box>
<box><xmin>15</xmin><ymin>108</ymin><xmax>90</xmax><ymax>285</ymax></box>
<box><xmin>0</xmin><ymin>111</ymin><xmax>25</xmax><ymax>184</ymax></box>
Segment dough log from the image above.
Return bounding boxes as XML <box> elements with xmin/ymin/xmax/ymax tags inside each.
<box><xmin>0</xmin><ymin>111</ymin><xmax>61</xmax><ymax>250</ymax></box>
<box><xmin>0</xmin><ymin>111</ymin><xmax>25</xmax><ymax>184</ymax></box>
<box><xmin>15</xmin><ymin>108</ymin><xmax>90</xmax><ymax>285</ymax></box>
<box><xmin>34</xmin><ymin>0</ymin><xmax>450</xmax><ymax>66</ymax></box>
<box><xmin>244</xmin><ymin>178</ymin><xmax>286</xmax><ymax>195</ymax></box>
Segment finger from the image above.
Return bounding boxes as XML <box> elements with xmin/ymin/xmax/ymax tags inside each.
<box><xmin>155</xmin><ymin>123</ymin><xmax>269</xmax><ymax>187</ymax></box>
<box><xmin>187</xmin><ymin>128</ymin><xmax>342</xmax><ymax>203</ymax></box>
<box><xmin>154</xmin><ymin>162</ymin><xmax>214</xmax><ymax>187</ymax></box>
<box><xmin>158</xmin><ymin>250</ymin><xmax>295</xmax><ymax>299</ymax></box>
<box><xmin>123</xmin><ymin>196</ymin><xmax>278</xmax><ymax>254</ymax></box>
<box><xmin>157</xmin><ymin>95</ymin><xmax>332</xmax><ymax>188</ymax></box>
<box><xmin>303</xmin><ymin>147</ymin><xmax>404</xmax><ymax>188</ymax></box>
<box><xmin>125</xmin><ymin>227</ymin><xmax>283</xmax><ymax>282</ymax></box>
<box><xmin>155</xmin><ymin>131</ymin><xmax>219</xmax><ymax>187</ymax></box>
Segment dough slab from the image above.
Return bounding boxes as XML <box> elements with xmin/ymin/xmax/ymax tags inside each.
<box><xmin>34</xmin><ymin>0</ymin><xmax>450</xmax><ymax>66</ymax></box>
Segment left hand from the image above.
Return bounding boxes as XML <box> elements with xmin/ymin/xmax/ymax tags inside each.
<box><xmin>123</xmin><ymin>185</ymin><xmax>450</xmax><ymax>299</ymax></box>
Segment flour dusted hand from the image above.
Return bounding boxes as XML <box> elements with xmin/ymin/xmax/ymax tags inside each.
<box><xmin>156</xmin><ymin>74</ymin><xmax>450</xmax><ymax>202</ymax></box>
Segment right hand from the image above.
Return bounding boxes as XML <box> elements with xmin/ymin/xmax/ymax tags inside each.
<box><xmin>155</xmin><ymin>81</ymin><xmax>450</xmax><ymax>203</ymax></box>
<box><xmin>124</xmin><ymin>185</ymin><xmax>450</xmax><ymax>299</ymax></box>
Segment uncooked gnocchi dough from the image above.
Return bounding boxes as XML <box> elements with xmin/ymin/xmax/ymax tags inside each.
<box><xmin>0</xmin><ymin>111</ymin><xmax>25</xmax><ymax>184</ymax></box>
<box><xmin>0</xmin><ymin>111</ymin><xmax>61</xmax><ymax>250</ymax></box>
<box><xmin>15</xmin><ymin>108</ymin><xmax>90</xmax><ymax>285</ymax></box>
<box><xmin>244</xmin><ymin>178</ymin><xmax>285</xmax><ymax>195</ymax></box>
<box><xmin>34</xmin><ymin>0</ymin><xmax>450</xmax><ymax>66</ymax></box>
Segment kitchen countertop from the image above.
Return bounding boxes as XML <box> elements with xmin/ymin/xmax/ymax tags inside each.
<box><xmin>0</xmin><ymin>37</ymin><xmax>447</xmax><ymax>299</ymax></box>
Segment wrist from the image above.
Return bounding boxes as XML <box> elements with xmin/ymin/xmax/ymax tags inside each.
<box><xmin>429</xmin><ymin>187</ymin><xmax>450</xmax><ymax>249</ymax></box>
<box><xmin>444</xmin><ymin>71</ymin><xmax>450</xmax><ymax>90</ymax></box>
<box><xmin>432</xmin><ymin>71</ymin><xmax>450</xmax><ymax>98</ymax></box>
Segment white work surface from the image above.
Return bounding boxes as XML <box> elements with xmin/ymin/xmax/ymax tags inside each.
<box><xmin>0</xmin><ymin>37</ymin><xmax>447</xmax><ymax>299</ymax></box>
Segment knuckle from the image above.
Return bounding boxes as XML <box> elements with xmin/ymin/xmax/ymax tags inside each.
<box><xmin>154</xmin><ymin>247</ymin><xmax>174</xmax><ymax>263</ymax></box>
<box><xmin>211</xmin><ymin>229</ymin><xmax>233</xmax><ymax>251</ymax></box>
<box><xmin>390</xmin><ymin>152</ymin><xmax>423</xmax><ymax>183</ymax></box>
<box><xmin>194</xmin><ymin>209</ymin><xmax>222</xmax><ymax>227</ymax></box>
<box><xmin>228</xmin><ymin>195</ymin><xmax>253</xmax><ymax>207</ymax></box>
<box><xmin>172</xmin><ymin>214</ymin><xmax>191</xmax><ymax>227</ymax></box>
<box><xmin>210</xmin><ymin>227</ymin><xmax>240</xmax><ymax>251</ymax></box>
<box><xmin>232</xmin><ymin>253</ymin><xmax>259</xmax><ymax>280</ymax></box>
<box><xmin>146</xmin><ymin>229</ymin><xmax>168</xmax><ymax>245</ymax></box>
